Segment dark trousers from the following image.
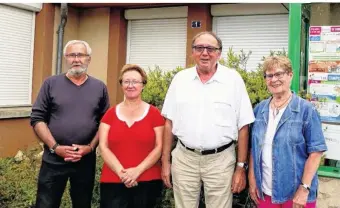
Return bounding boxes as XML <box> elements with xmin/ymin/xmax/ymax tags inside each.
<box><xmin>100</xmin><ymin>180</ymin><xmax>163</xmax><ymax>208</ymax></box>
<box><xmin>35</xmin><ymin>157</ymin><xmax>96</xmax><ymax>208</ymax></box>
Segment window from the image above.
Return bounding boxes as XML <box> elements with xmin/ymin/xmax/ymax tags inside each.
<box><xmin>125</xmin><ymin>6</ymin><xmax>188</xmax><ymax>71</ymax></box>
<box><xmin>0</xmin><ymin>4</ymin><xmax>35</xmax><ymax>106</ymax></box>
<box><xmin>213</xmin><ymin>14</ymin><xmax>289</xmax><ymax>71</ymax></box>
<box><xmin>127</xmin><ymin>18</ymin><xmax>187</xmax><ymax>71</ymax></box>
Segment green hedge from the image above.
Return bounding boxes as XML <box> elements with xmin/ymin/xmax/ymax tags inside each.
<box><xmin>0</xmin><ymin>147</ymin><xmax>39</xmax><ymax>208</ymax></box>
<box><xmin>0</xmin><ymin>149</ymin><xmax>172</xmax><ymax>208</ymax></box>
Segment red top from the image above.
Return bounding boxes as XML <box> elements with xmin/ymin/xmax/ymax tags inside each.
<box><xmin>100</xmin><ymin>104</ymin><xmax>165</xmax><ymax>183</ymax></box>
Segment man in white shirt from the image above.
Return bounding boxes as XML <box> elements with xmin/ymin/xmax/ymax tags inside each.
<box><xmin>161</xmin><ymin>31</ymin><xmax>255</xmax><ymax>208</ymax></box>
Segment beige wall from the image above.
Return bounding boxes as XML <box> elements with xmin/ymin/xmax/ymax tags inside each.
<box><xmin>310</xmin><ymin>3</ymin><xmax>340</xmax><ymax>26</ymax></box>
<box><xmin>310</xmin><ymin>3</ymin><xmax>331</xmax><ymax>26</ymax></box>
<box><xmin>52</xmin><ymin>6</ymin><xmax>80</xmax><ymax>75</ymax></box>
<box><xmin>79</xmin><ymin>8</ymin><xmax>110</xmax><ymax>84</ymax></box>
<box><xmin>0</xmin><ymin>118</ymin><xmax>39</xmax><ymax>158</ymax></box>
<box><xmin>52</xmin><ymin>6</ymin><xmax>110</xmax><ymax>85</ymax></box>
<box><xmin>330</xmin><ymin>3</ymin><xmax>340</xmax><ymax>25</ymax></box>
<box><xmin>318</xmin><ymin>177</ymin><xmax>340</xmax><ymax>207</ymax></box>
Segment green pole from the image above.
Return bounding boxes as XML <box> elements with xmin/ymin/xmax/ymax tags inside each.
<box><xmin>288</xmin><ymin>3</ymin><xmax>302</xmax><ymax>93</ymax></box>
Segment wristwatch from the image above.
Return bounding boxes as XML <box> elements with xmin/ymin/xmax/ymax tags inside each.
<box><xmin>49</xmin><ymin>143</ymin><xmax>59</xmax><ymax>154</ymax></box>
<box><xmin>237</xmin><ymin>162</ymin><xmax>248</xmax><ymax>170</ymax></box>
<box><xmin>300</xmin><ymin>183</ymin><xmax>310</xmax><ymax>192</ymax></box>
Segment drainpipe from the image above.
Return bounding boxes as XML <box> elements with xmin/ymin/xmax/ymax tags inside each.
<box><xmin>56</xmin><ymin>3</ymin><xmax>68</xmax><ymax>75</ymax></box>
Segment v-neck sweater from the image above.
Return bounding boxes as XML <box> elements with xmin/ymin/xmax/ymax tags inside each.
<box><xmin>30</xmin><ymin>73</ymin><xmax>110</xmax><ymax>164</ymax></box>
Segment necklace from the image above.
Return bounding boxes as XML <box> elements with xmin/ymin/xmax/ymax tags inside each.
<box><xmin>271</xmin><ymin>93</ymin><xmax>292</xmax><ymax>118</ymax></box>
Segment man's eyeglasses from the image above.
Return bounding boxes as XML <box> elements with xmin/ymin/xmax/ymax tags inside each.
<box><xmin>122</xmin><ymin>80</ymin><xmax>143</xmax><ymax>86</ymax></box>
<box><xmin>264</xmin><ymin>71</ymin><xmax>288</xmax><ymax>80</ymax></box>
<box><xmin>192</xmin><ymin>45</ymin><xmax>221</xmax><ymax>53</ymax></box>
<box><xmin>65</xmin><ymin>53</ymin><xmax>89</xmax><ymax>59</ymax></box>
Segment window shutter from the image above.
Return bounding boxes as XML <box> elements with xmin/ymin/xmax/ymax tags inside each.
<box><xmin>213</xmin><ymin>14</ymin><xmax>288</xmax><ymax>71</ymax></box>
<box><xmin>0</xmin><ymin>4</ymin><xmax>35</xmax><ymax>106</ymax></box>
<box><xmin>127</xmin><ymin>18</ymin><xmax>187</xmax><ymax>71</ymax></box>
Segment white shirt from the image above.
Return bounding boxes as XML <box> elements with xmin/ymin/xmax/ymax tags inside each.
<box><xmin>161</xmin><ymin>64</ymin><xmax>255</xmax><ymax>150</ymax></box>
<box><xmin>261</xmin><ymin>105</ymin><xmax>287</xmax><ymax>196</ymax></box>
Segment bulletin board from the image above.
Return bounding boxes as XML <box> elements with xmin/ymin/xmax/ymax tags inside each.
<box><xmin>308</xmin><ymin>26</ymin><xmax>340</xmax><ymax>163</ymax></box>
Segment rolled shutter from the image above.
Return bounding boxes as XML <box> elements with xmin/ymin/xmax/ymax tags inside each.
<box><xmin>0</xmin><ymin>4</ymin><xmax>35</xmax><ymax>106</ymax></box>
<box><xmin>127</xmin><ymin>18</ymin><xmax>187</xmax><ymax>71</ymax></box>
<box><xmin>213</xmin><ymin>14</ymin><xmax>289</xmax><ymax>71</ymax></box>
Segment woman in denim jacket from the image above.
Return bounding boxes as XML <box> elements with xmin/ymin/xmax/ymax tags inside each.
<box><xmin>248</xmin><ymin>56</ymin><xmax>327</xmax><ymax>208</ymax></box>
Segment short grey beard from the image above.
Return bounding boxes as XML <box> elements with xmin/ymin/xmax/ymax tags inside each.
<box><xmin>68</xmin><ymin>67</ymin><xmax>87</xmax><ymax>77</ymax></box>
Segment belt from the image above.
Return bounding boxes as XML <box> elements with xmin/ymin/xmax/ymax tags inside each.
<box><xmin>179</xmin><ymin>140</ymin><xmax>234</xmax><ymax>155</ymax></box>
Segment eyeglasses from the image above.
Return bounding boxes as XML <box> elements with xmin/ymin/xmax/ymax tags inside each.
<box><xmin>264</xmin><ymin>71</ymin><xmax>288</xmax><ymax>80</ymax></box>
<box><xmin>122</xmin><ymin>80</ymin><xmax>143</xmax><ymax>86</ymax></box>
<box><xmin>65</xmin><ymin>53</ymin><xmax>89</xmax><ymax>59</ymax></box>
<box><xmin>192</xmin><ymin>45</ymin><xmax>221</xmax><ymax>53</ymax></box>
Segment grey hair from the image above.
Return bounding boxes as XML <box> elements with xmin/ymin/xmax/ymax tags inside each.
<box><xmin>191</xmin><ymin>31</ymin><xmax>223</xmax><ymax>50</ymax></box>
<box><xmin>63</xmin><ymin>40</ymin><xmax>92</xmax><ymax>56</ymax></box>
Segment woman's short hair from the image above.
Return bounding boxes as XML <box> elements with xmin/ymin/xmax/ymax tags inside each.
<box><xmin>118</xmin><ymin>64</ymin><xmax>147</xmax><ymax>85</ymax></box>
<box><xmin>263</xmin><ymin>56</ymin><xmax>293</xmax><ymax>73</ymax></box>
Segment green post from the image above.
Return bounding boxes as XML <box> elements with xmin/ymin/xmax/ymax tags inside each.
<box><xmin>288</xmin><ymin>3</ymin><xmax>302</xmax><ymax>93</ymax></box>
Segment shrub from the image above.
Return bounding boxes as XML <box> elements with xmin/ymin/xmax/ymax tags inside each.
<box><xmin>142</xmin><ymin>66</ymin><xmax>184</xmax><ymax>109</ymax></box>
<box><xmin>0</xmin><ymin>147</ymin><xmax>41</xmax><ymax>208</ymax></box>
<box><xmin>0</xmin><ymin>147</ymin><xmax>102</xmax><ymax>208</ymax></box>
<box><xmin>220</xmin><ymin>47</ymin><xmax>288</xmax><ymax>106</ymax></box>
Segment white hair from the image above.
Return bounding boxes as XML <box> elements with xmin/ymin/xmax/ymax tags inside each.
<box><xmin>63</xmin><ymin>40</ymin><xmax>92</xmax><ymax>56</ymax></box>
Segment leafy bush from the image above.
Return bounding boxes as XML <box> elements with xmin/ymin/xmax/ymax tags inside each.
<box><xmin>142</xmin><ymin>66</ymin><xmax>184</xmax><ymax>109</ymax></box>
<box><xmin>220</xmin><ymin>47</ymin><xmax>288</xmax><ymax>106</ymax></box>
<box><xmin>0</xmin><ymin>147</ymin><xmax>102</xmax><ymax>208</ymax></box>
<box><xmin>0</xmin><ymin>147</ymin><xmax>41</xmax><ymax>208</ymax></box>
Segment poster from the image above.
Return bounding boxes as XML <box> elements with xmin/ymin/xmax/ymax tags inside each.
<box><xmin>322</xmin><ymin>123</ymin><xmax>340</xmax><ymax>161</ymax></box>
<box><xmin>308</xmin><ymin>26</ymin><xmax>340</xmax><ymax>123</ymax></box>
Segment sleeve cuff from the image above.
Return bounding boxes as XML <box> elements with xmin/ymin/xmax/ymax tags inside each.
<box><xmin>161</xmin><ymin>113</ymin><xmax>173</xmax><ymax>121</ymax></box>
<box><xmin>30</xmin><ymin>120</ymin><xmax>45</xmax><ymax>127</ymax></box>
<box><xmin>238</xmin><ymin>117</ymin><xmax>255</xmax><ymax>130</ymax></box>
<box><xmin>307</xmin><ymin>144</ymin><xmax>328</xmax><ymax>153</ymax></box>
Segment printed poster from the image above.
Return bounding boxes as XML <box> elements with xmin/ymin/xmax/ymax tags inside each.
<box><xmin>322</xmin><ymin>123</ymin><xmax>340</xmax><ymax>161</ymax></box>
<box><xmin>308</xmin><ymin>26</ymin><xmax>340</xmax><ymax>123</ymax></box>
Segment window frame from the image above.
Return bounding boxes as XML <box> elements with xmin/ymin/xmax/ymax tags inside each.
<box><xmin>0</xmin><ymin>4</ymin><xmax>36</xmax><ymax>107</ymax></box>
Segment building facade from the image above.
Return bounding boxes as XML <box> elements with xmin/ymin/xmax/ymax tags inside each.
<box><xmin>0</xmin><ymin>3</ymin><xmax>332</xmax><ymax>157</ymax></box>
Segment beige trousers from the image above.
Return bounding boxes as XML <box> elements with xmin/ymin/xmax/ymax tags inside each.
<box><xmin>171</xmin><ymin>142</ymin><xmax>236</xmax><ymax>208</ymax></box>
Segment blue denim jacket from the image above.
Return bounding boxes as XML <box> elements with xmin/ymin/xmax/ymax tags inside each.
<box><xmin>251</xmin><ymin>93</ymin><xmax>327</xmax><ymax>203</ymax></box>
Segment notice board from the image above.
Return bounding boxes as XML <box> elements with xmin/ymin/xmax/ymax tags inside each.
<box><xmin>308</xmin><ymin>26</ymin><xmax>340</xmax><ymax>161</ymax></box>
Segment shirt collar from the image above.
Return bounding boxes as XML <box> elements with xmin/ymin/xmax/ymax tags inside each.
<box><xmin>192</xmin><ymin>63</ymin><xmax>227</xmax><ymax>84</ymax></box>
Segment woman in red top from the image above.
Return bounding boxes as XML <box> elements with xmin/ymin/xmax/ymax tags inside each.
<box><xmin>99</xmin><ymin>64</ymin><xmax>165</xmax><ymax>208</ymax></box>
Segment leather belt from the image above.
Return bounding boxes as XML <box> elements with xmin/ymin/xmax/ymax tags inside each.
<box><xmin>179</xmin><ymin>140</ymin><xmax>234</xmax><ymax>155</ymax></box>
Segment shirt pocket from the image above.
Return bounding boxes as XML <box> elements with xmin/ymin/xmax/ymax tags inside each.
<box><xmin>288</xmin><ymin>121</ymin><xmax>305</xmax><ymax>145</ymax></box>
<box><xmin>213</xmin><ymin>101</ymin><xmax>237</xmax><ymax>139</ymax></box>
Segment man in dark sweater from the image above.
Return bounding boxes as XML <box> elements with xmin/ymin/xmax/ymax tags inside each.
<box><xmin>30</xmin><ymin>40</ymin><xmax>110</xmax><ymax>208</ymax></box>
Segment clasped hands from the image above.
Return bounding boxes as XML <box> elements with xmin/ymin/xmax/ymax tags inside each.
<box><xmin>118</xmin><ymin>167</ymin><xmax>142</xmax><ymax>188</ymax></box>
<box><xmin>55</xmin><ymin>144</ymin><xmax>92</xmax><ymax>162</ymax></box>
